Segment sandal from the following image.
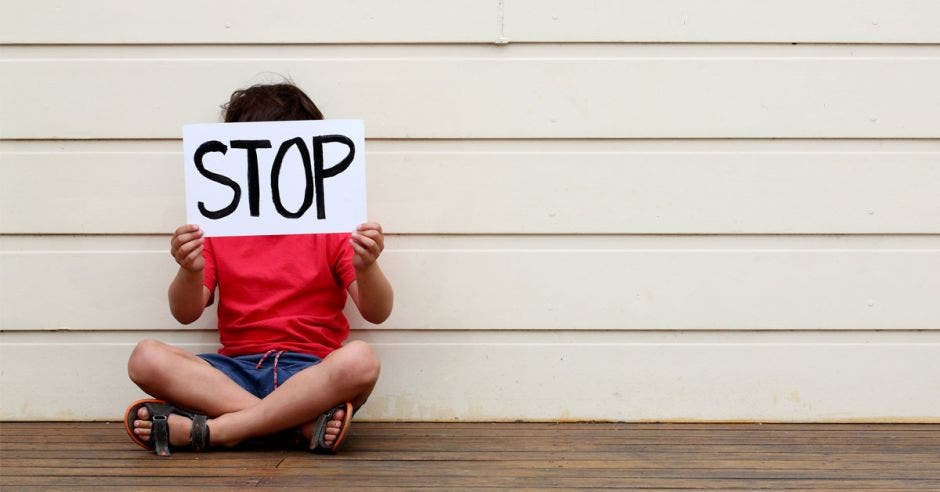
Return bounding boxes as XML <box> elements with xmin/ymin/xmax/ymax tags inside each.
<box><xmin>309</xmin><ymin>402</ymin><xmax>354</xmax><ymax>453</ymax></box>
<box><xmin>123</xmin><ymin>398</ymin><xmax>210</xmax><ymax>457</ymax></box>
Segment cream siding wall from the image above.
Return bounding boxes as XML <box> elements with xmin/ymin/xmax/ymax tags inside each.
<box><xmin>1</xmin><ymin>1</ymin><xmax>938</xmax><ymax>421</ymax></box>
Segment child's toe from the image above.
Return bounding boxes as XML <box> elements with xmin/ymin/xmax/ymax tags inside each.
<box><xmin>131</xmin><ymin>406</ymin><xmax>154</xmax><ymax>438</ymax></box>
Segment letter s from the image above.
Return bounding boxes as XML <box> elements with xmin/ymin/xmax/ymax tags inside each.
<box><xmin>194</xmin><ymin>140</ymin><xmax>240</xmax><ymax>219</ymax></box>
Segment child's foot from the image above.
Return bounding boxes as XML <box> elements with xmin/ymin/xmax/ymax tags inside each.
<box><xmin>132</xmin><ymin>406</ymin><xmax>196</xmax><ymax>447</ymax></box>
<box><xmin>300</xmin><ymin>407</ymin><xmax>346</xmax><ymax>448</ymax></box>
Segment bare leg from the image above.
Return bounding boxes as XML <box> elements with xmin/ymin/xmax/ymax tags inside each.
<box><xmin>126</xmin><ymin>338</ymin><xmax>259</xmax><ymax>416</ymax></box>
<box><xmin>207</xmin><ymin>340</ymin><xmax>380</xmax><ymax>447</ymax></box>
<box><xmin>127</xmin><ymin>339</ymin><xmax>379</xmax><ymax>448</ymax></box>
<box><xmin>126</xmin><ymin>338</ymin><xmax>261</xmax><ymax>444</ymax></box>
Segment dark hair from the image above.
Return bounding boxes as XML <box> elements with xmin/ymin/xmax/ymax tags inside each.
<box><xmin>222</xmin><ymin>82</ymin><xmax>323</xmax><ymax>123</ymax></box>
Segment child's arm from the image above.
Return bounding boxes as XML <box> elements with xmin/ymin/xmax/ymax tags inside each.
<box><xmin>167</xmin><ymin>224</ymin><xmax>211</xmax><ymax>324</ymax></box>
<box><xmin>348</xmin><ymin>222</ymin><xmax>394</xmax><ymax>324</ymax></box>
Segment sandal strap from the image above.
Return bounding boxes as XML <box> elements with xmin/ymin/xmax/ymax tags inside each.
<box><xmin>190</xmin><ymin>414</ymin><xmax>210</xmax><ymax>451</ymax></box>
<box><xmin>152</xmin><ymin>415</ymin><xmax>171</xmax><ymax>457</ymax></box>
<box><xmin>143</xmin><ymin>401</ymin><xmax>173</xmax><ymax>417</ymax></box>
<box><xmin>138</xmin><ymin>401</ymin><xmax>208</xmax><ymax>456</ymax></box>
<box><xmin>311</xmin><ymin>405</ymin><xmax>341</xmax><ymax>450</ymax></box>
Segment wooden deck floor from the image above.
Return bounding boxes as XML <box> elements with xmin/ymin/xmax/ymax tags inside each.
<box><xmin>2</xmin><ymin>422</ymin><xmax>939</xmax><ymax>489</ymax></box>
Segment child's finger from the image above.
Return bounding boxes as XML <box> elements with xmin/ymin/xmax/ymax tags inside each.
<box><xmin>352</xmin><ymin>233</ymin><xmax>378</xmax><ymax>254</ymax></box>
<box><xmin>174</xmin><ymin>237</ymin><xmax>204</xmax><ymax>261</ymax></box>
<box><xmin>353</xmin><ymin>238</ymin><xmax>379</xmax><ymax>260</ymax></box>
<box><xmin>171</xmin><ymin>229</ymin><xmax>203</xmax><ymax>250</ymax></box>
<box><xmin>349</xmin><ymin>239</ymin><xmax>373</xmax><ymax>263</ymax></box>
<box><xmin>357</xmin><ymin>222</ymin><xmax>382</xmax><ymax>233</ymax></box>
<box><xmin>181</xmin><ymin>245</ymin><xmax>204</xmax><ymax>267</ymax></box>
<box><xmin>358</xmin><ymin>229</ymin><xmax>384</xmax><ymax>249</ymax></box>
<box><xmin>174</xmin><ymin>224</ymin><xmax>199</xmax><ymax>236</ymax></box>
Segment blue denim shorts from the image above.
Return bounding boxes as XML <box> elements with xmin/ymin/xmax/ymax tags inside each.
<box><xmin>198</xmin><ymin>351</ymin><xmax>322</xmax><ymax>399</ymax></box>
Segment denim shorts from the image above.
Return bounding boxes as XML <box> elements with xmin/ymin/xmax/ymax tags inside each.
<box><xmin>198</xmin><ymin>351</ymin><xmax>322</xmax><ymax>399</ymax></box>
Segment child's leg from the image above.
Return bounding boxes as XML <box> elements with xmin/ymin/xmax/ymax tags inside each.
<box><xmin>199</xmin><ymin>340</ymin><xmax>379</xmax><ymax>447</ymax></box>
<box><xmin>128</xmin><ymin>339</ymin><xmax>379</xmax><ymax>448</ymax></box>
<box><xmin>126</xmin><ymin>338</ymin><xmax>259</xmax><ymax>415</ymax></box>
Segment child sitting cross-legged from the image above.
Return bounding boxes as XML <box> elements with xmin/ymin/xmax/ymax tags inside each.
<box><xmin>123</xmin><ymin>82</ymin><xmax>392</xmax><ymax>456</ymax></box>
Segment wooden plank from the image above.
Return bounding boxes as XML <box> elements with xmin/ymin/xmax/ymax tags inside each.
<box><xmin>3</xmin><ymin>57</ymin><xmax>939</xmax><ymax>139</ymax></box>
<box><xmin>0</xmin><ymin>0</ymin><xmax>499</xmax><ymax>44</ymax></box>
<box><xmin>4</xmin><ymin>440</ymin><xmax>936</xmax><ymax>455</ymax></box>
<box><xmin>5</xmin><ymin>474</ymin><xmax>938</xmax><ymax>489</ymax></box>
<box><xmin>4</xmin><ymin>421</ymin><xmax>940</xmax><ymax>490</ymax></box>
<box><xmin>6</xmin><ymin>422</ymin><xmax>940</xmax><ymax>437</ymax></box>
<box><xmin>254</xmin><ymin>472</ymin><xmax>940</xmax><ymax>489</ymax></box>
<box><xmin>31</xmin><ymin>417</ymin><xmax>935</xmax><ymax>438</ymax></box>
<box><xmin>0</xmin><ymin>459</ymin><xmax>285</xmax><ymax>470</ymax></box>
<box><xmin>7</xmin><ymin>449</ymin><xmax>940</xmax><ymax>467</ymax></box>
<box><xmin>3</xmin><ymin>249</ymin><xmax>939</xmax><ymax>331</ymax></box>
<box><xmin>4</xmin><ymin>150</ymin><xmax>939</xmax><ymax>234</ymax></box>
<box><xmin>504</xmin><ymin>0</ymin><xmax>940</xmax><ymax>43</ymax></box>
<box><xmin>7</xmin><ymin>425</ymin><xmax>940</xmax><ymax>450</ymax></box>
<box><xmin>2</xmin><ymin>339</ymin><xmax>939</xmax><ymax>421</ymax></box>
<box><xmin>1</xmin><ymin>476</ymin><xmax>267</xmax><ymax>487</ymax></box>
<box><xmin>5</xmin><ymin>421</ymin><xmax>940</xmax><ymax>431</ymax></box>
<box><xmin>0</xmin><ymin>466</ymin><xmax>281</xmax><ymax>477</ymax></box>
<box><xmin>6</xmin><ymin>430</ymin><xmax>940</xmax><ymax>446</ymax></box>
<box><xmin>3</xmin><ymin>464</ymin><xmax>940</xmax><ymax>481</ymax></box>
<box><xmin>286</xmin><ymin>421</ymin><xmax>940</xmax><ymax>432</ymax></box>
<box><xmin>5</xmin><ymin>456</ymin><xmax>940</xmax><ymax>471</ymax></box>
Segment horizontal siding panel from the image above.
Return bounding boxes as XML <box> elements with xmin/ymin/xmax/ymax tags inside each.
<box><xmin>3</xmin><ymin>57</ymin><xmax>938</xmax><ymax>139</ymax></box>
<box><xmin>3</xmin><ymin>1</ymin><xmax>938</xmax><ymax>45</ymax></box>
<box><xmin>3</xmin><ymin>44</ymin><xmax>936</xmax><ymax>59</ymax></box>
<box><xmin>4</xmin><ymin>234</ymin><xmax>940</xmax><ymax>252</ymax></box>
<box><xmin>2</xmin><ymin>331</ymin><xmax>938</xmax><ymax>420</ymax></box>
<box><xmin>0</xmin><ymin>0</ymin><xmax>499</xmax><ymax>44</ymax></box>
<box><xmin>505</xmin><ymin>0</ymin><xmax>940</xmax><ymax>43</ymax></box>
<box><xmin>3</xmin><ymin>150</ymin><xmax>939</xmax><ymax>234</ymax></box>
<box><xmin>2</xmin><ymin>249</ymin><xmax>938</xmax><ymax>331</ymax></box>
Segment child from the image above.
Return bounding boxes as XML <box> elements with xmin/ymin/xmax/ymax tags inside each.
<box><xmin>123</xmin><ymin>83</ymin><xmax>393</xmax><ymax>456</ymax></box>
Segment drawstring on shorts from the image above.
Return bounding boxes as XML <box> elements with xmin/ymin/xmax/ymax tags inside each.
<box><xmin>255</xmin><ymin>349</ymin><xmax>286</xmax><ymax>389</ymax></box>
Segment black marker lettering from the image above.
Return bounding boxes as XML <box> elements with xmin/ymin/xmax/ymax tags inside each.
<box><xmin>230</xmin><ymin>140</ymin><xmax>272</xmax><ymax>217</ymax></box>
<box><xmin>194</xmin><ymin>140</ymin><xmax>240</xmax><ymax>219</ymax></box>
<box><xmin>270</xmin><ymin>137</ymin><xmax>314</xmax><ymax>219</ymax></box>
<box><xmin>312</xmin><ymin>135</ymin><xmax>355</xmax><ymax>220</ymax></box>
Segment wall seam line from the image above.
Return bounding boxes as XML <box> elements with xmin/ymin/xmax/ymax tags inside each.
<box><xmin>496</xmin><ymin>0</ymin><xmax>508</xmax><ymax>45</ymax></box>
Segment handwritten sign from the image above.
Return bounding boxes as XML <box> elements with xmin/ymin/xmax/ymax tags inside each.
<box><xmin>183</xmin><ymin>120</ymin><xmax>366</xmax><ymax>237</ymax></box>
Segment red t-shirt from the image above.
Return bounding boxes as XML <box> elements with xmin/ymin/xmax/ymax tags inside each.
<box><xmin>202</xmin><ymin>233</ymin><xmax>357</xmax><ymax>358</ymax></box>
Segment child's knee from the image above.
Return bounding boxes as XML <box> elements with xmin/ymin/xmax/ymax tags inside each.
<box><xmin>336</xmin><ymin>341</ymin><xmax>380</xmax><ymax>388</ymax></box>
<box><xmin>126</xmin><ymin>338</ymin><xmax>170</xmax><ymax>386</ymax></box>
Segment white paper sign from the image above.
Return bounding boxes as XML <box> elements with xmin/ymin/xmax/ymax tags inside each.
<box><xmin>183</xmin><ymin>120</ymin><xmax>366</xmax><ymax>237</ymax></box>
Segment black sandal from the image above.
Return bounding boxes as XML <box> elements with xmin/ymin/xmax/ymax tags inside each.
<box><xmin>123</xmin><ymin>398</ymin><xmax>210</xmax><ymax>457</ymax></box>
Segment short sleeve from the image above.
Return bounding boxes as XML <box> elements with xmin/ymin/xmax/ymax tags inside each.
<box><xmin>202</xmin><ymin>237</ymin><xmax>218</xmax><ymax>304</ymax></box>
<box><xmin>332</xmin><ymin>233</ymin><xmax>357</xmax><ymax>288</ymax></box>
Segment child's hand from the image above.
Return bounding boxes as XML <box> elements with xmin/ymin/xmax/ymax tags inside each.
<box><xmin>351</xmin><ymin>222</ymin><xmax>384</xmax><ymax>271</ymax></box>
<box><xmin>170</xmin><ymin>224</ymin><xmax>205</xmax><ymax>273</ymax></box>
